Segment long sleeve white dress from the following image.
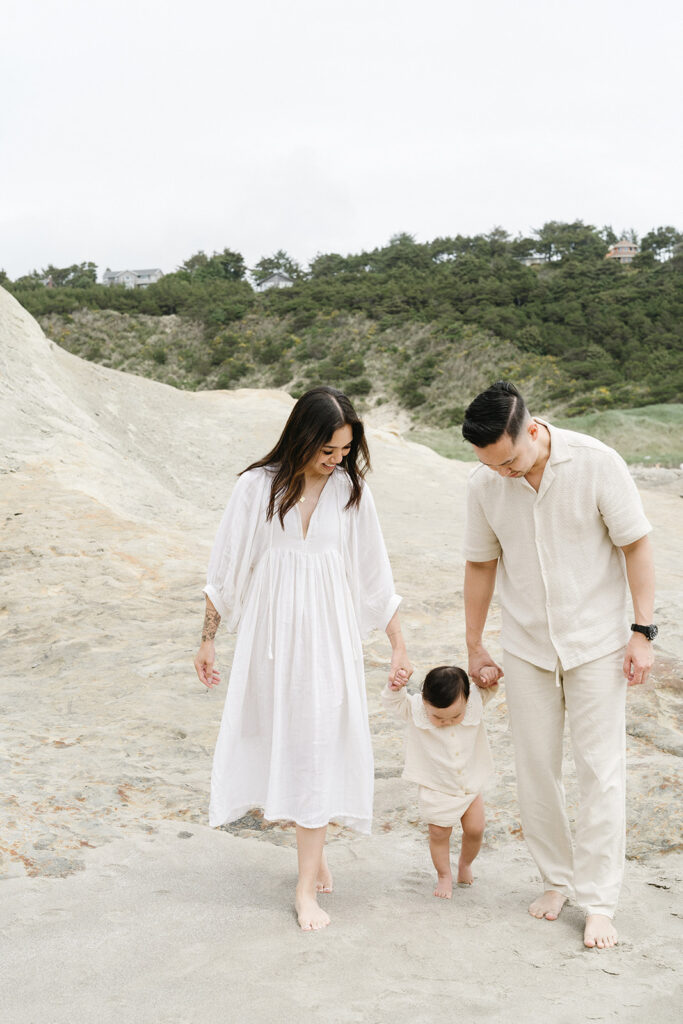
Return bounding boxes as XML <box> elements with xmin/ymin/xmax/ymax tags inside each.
<box><xmin>204</xmin><ymin>466</ymin><xmax>401</xmax><ymax>834</ymax></box>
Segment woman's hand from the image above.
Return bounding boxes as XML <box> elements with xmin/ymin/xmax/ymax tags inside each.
<box><xmin>194</xmin><ymin>640</ymin><xmax>221</xmax><ymax>689</ymax></box>
<box><xmin>385</xmin><ymin>611</ymin><xmax>412</xmax><ymax>687</ymax></box>
<box><xmin>388</xmin><ymin>648</ymin><xmax>413</xmax><ymax>687</ymax></box>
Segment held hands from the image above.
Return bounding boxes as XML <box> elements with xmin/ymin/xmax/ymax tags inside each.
<box><xmin>388</xmin><ymin>649</ymin><xmax>412</xmax><ymax>690</ymax></box>
<box><xmin>388</xmin><ymin>667</ymin><xmax>410</xmax><ymax>692</ymax></box>
<box><xmin>478</xmin><ymin>665</ymin><xmax>500</xmax><ymax>687</ymax></box>
<box><xmin>194</xmin><ymin>640</ymin><xmax>221</xmax><ymax>690</ymax></box>
<box><xmin>623</xmin><ymin>632</ymin><xmax>654</xmax><ymax>686</ymax></box>
<box><xmin>468</xmin><ymin>645</ymin><xmax>503</xmax><ymax>688</ymax></box>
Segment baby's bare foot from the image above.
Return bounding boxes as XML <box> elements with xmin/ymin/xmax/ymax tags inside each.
<box><xmin>433</xmin><ymin>873</ymin><xmax>453</xmax><ymax>899</ymax></box>
<box><xmin>584</xmin><ymin>914</ymin><xmax>618</xmax><ymax>949</ymax></box>
<box><xmin>457</xmin><ymin>858</ymin><xmax>473</xmax><ymax>886</ymax></box>
<box><xmin>295</xmin><ymin>887</ymin><xmax>330</xmax><ymax>931</ymax></box>
<box><xmin>529</xmin><ymin>890</ymin><xmax>567</xmax><ymax>920</ymax></box>
<box><xmin>316</xmin><ymin>850</ymin><xmax>334</xmax><ymax>894</ymax></box>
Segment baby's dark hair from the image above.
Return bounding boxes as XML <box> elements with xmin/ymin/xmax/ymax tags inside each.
<box><xmin>422</xmin><ymin>665</ymin><xmax>470</xmax><ymax>708</ymax></box>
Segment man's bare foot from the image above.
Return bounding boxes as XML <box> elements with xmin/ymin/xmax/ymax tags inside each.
<box><xmin>316</xmin><ymin>849</ymin><xmax>334</xmax><ymax>894</ymax></box>
<box><xmin>529</xmin><ymin>890</ymin><xmax>567</xmax><ymax>920</ymax></box>
<box><xmin>457</xmin><ymin>858</ymin><xmax>473</xmax><ymax>886</ymax></box>
<box><xmin>295</xmin><ymin>887</ymin><xmax>330</xmax><ymax>931</ymax></box>
<box><xmin>584</xmin><ymin>914</ymin><xmax>618</xmax><ymax>949</ymax></box>
<box><xmin>433</xmin><ymin>872</ymin><xmax>453</xmax><ymax>898</ymax></box>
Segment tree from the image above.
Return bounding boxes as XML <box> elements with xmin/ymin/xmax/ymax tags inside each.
<box><xmin>308</xmin><ymin>252</ymin><xmax>353</xmax><ymax>278</ymax></box>
<box><xmin>41</xmin><ymin>262</ymin><xmax>98</xmax><ymax>286</ymax></box>
<box><xmin>251</xmin><ymin>249</ymin><xmax>302</xmax><ymax>286</ymax></box>
<box><xmin>598</xmin><ymin>225</ymin><xmax>618</xmax><ymax>247</ymax></box>
<box><xmin>533</xmin><ymin>221</ymin><xmax>607</xmax><ymax>262</ymax></box>
<box><xmin>178</xmin><ymin>248</ymin><xmax>246</xmax><ymax>281</ymax></box>
<box><xmin>640</xmin><ymin>226</ymin><xmax>683</xmax><ymax>261</ymax></box>
<box><xmin>485</xmin><ymin>226</ymin><xmax>511</xmax><ymax>257</ymax></box>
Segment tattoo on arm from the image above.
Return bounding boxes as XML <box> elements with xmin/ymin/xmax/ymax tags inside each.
<box><xmin>201</xmin><ymin>606</ymin><xmax>221</xmax><ymax>642</ymax></box>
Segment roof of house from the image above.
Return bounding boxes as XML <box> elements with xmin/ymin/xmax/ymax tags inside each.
<box><xmin>104</xmin><ymin>268</ymin><xmax>163</xmax><ymax>276</ymax></box>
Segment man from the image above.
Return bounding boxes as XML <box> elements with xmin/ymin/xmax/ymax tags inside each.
<box><xmin>462</xmin><ymin>381</ymin><xmax>655</xmax><ymax>950</ymax></box>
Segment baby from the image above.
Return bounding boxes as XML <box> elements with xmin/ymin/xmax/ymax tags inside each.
<box><xmin>382</xmin><ymin>664</ymin><xmax>498</xmax><ymax>898</ymax></box>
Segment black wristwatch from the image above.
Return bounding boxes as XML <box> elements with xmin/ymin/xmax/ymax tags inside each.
<box><xmin>631</xmin><ymin>623</ymin><xmax>658</xmax><ymax>641</ymax></box>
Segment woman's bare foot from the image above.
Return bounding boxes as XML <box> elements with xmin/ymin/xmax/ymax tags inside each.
<box><xmin>295</xmin><ymin>886</ymin><xmax>330</xmax><ymax>931</ymax></box>
<box><xmin>584</xmin><ymin>914</ymin><xmax>618</xmax><ymax>949</ymax></box>
<box><xmin>316</xmin><ymin>849</ymin><xmax>334</xmax><ymax>894</ymax></box>
<box><xmin>433</xmin><ymin>872</ymin><xmax>453</xmax><ymax>898</ymax></box>
<box><xmin>529</xmin><ymin>890</ymin><xmax>567</xmax><ymax>920</ymax></box>
<box><xmin>457</xmin><ymin>858</ymin><xmax>473</xmax><ymax>886</ymax></box>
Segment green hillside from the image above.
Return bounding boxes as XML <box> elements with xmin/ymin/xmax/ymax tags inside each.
<box><xmin>5</xmin><ymin>221</ymin><xmax>682</xmax><ymax>461</ymax></box>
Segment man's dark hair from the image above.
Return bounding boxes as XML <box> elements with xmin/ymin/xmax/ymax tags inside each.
<box><xmin>422</xmin><ymin>666</ymin><xmax>470</xmax><ymax>708</ymax></box>
<box><xmin>462</xmin><ymin>381</ymin><xmax>529</xmax><ymax>447</ymax></box>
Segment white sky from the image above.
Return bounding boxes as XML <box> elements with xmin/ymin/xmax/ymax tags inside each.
<box><xmin>1</xmin><ymin>0</ymin><xmax>681</xmax><ymax>279</ymax></box>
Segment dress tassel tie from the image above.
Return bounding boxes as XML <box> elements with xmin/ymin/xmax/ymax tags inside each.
<box><xmin>267</xmin><ymin>513</ymin><xmax>275</xmax><ymax>659</ymax></box>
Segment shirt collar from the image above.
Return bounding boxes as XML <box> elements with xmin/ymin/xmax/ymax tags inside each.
<box><xmin>535</xmin><ymin>418</ymin><xmax>572</xmax><ymax>466</ymax></box>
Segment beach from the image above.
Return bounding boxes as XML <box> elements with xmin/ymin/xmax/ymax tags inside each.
<box><xmin>1</xmin><ymin>285</ymin><xmax>681</xmax><ymax>1023</ymax></box>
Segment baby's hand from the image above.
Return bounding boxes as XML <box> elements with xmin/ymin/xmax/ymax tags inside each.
<box><xmin>478</xmin><ymin>665</ymin><xmax>500</xmax><ymax>687</ymax></box>
<box><xmin>389</xmin><ymin>669</ymin><xmax>409</xmax><ymax>691</ymax></box>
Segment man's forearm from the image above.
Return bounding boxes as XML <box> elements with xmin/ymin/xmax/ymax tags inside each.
<box><xmin>621</xmin><ymin>535</ymin><xmax>655</xmax><ymax>624</ymax></box>
<box><xmin>464</xmin><ymin>559</ymin><xmax>498</xmax><ymax>649</ymax></box>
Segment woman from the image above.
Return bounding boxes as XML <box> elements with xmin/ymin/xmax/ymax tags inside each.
<box><xmin>194</xmin><ymin>386</ymin><xmax>411</xmax><ymax>930</ymax></box>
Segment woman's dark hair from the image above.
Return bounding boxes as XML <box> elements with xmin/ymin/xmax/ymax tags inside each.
<box><xmin>462</xmin><ymin>381</ymin><xmax>529</xmax><ymax>447</ymax></box>
<box><xmin>422</xmin><ymin>666</ymin><xmax>470</xmax><ymax>708</ymax></box>
<box><xmin>243</xmin><ymin>386</ymin><xmax>370</xmax><ymax>524</ymax></box>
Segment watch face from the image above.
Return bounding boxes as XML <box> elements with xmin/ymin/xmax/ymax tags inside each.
<box><xmin>633</xmin><ymin>624</ymin><xmax>658</xmax><ymax>640</ymax></box>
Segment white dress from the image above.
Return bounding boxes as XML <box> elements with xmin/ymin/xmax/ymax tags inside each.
<box><xmin>204</xmin><ymin>466</ymin><xmax>401</xmax><ymax>834</ymax></box>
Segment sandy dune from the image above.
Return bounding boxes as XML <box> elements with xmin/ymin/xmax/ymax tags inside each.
<box><xmin>1</xmin><ymin>286</ymin><xmax>681</xmax><ymax>1023</ymax></box>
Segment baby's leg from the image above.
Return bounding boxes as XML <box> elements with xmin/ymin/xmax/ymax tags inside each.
<box><xmin>428</xmin><ymin>824</ymin><xmax>453</xmax><ymax>898</ymax></box>
<box><xmin>458</xmin><ymin>794</ymin><xmax>485</xmax><ymax>885</ymax></box>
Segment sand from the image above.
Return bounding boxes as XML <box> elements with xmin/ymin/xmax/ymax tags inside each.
<box><xmin>1</xmin><ymin>286</ymin><xmax>681</xmax><ymax>1023</ymax></box>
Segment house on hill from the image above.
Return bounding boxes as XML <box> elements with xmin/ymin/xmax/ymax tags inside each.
<box><xmin>255</xmin><ymin>271</ymin><xmax>294</xmax><ymax>292</ymax></box>
<box><xmin>605</xmin><ymin>240</ymin><xmax>639</xmax><ymax>264</ymax></box>
<box><xmin>103</xmin><ymin>268</ymin><xmax>164</xmax><ymax>288</ymax></box>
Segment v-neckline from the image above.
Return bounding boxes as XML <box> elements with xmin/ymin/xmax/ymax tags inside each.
<box><xmin>297</xmin><ymin>473</ymin><xmax>332</xmax><ymax>541</ymax></box>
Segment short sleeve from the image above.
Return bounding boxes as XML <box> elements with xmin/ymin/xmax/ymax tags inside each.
<box><xmin>597</xmin><ymin>451</ymin><xmax>652</xmax><ymax>548</ymax></box>
<box><xmin>203</xmin><ymin>469</ymin><xmax>267</xmax><ymax>632</ymax></box>
<box><xmin>346</xmin><ymin>482</ymin><xmax>401</xmax><ymax>638</ymax></box>
<box><xmin>463</xmin><ymin>471</ymin><xmax>502</xmax><ymax>562</ymax></box>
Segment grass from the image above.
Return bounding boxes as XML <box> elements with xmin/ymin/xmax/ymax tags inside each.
<box><xmin>408</xmin><ymin>405</ymin><xmax>683</xmax><ymax>466</ymax></box>
<box><xmin>38</xmin><ymin>308</ymin><xmax>682</xmax><ymax>466</ymax></box>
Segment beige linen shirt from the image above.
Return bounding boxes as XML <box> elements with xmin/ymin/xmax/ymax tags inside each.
<box><xmin>463</xmin><ymin>420</ymin><xmax>652</xmax><ymax>671</ymax></box>
<box><xmin>381</xmin><ymin>683</ymin><xmax>496</xmax><ymax>796</ymax></box>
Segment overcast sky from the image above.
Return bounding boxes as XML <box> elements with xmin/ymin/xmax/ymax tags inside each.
<box><xmin>1</xmin><ymin>0</ymin><xmax>681</xmax><ymax>280</ymax></box>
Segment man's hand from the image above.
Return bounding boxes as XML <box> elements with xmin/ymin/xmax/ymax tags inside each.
<box><xmin>479</xmin><ymin>665</ymin><xmax>500</xmax><ymax>687</ymax></box>
<box><xmin>468</xmin><ymin>645</ymin><xmax>503</xmax><ymax>688</ymax></box>
<box><xmin>623</xmin><ymin>633</ymin><xmax>654</xmax><ymax>686</ymax></box>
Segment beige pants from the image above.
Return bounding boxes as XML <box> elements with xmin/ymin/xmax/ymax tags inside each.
<box><xmin>503</xmin><ymin>648</ymin><xmax>627</xmax><ymax>917</ymax></box>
